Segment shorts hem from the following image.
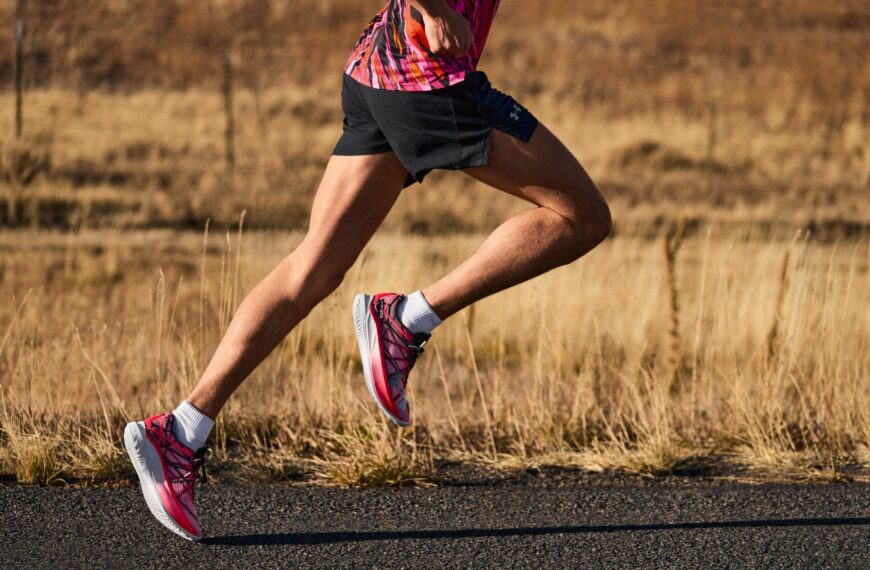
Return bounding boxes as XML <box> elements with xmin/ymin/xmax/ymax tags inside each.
<box><xmin>458</xmin><ymin>130</ymin><xmax>492</xmax><ymax>170</ymax></box>
<box><xmin>515</xmin><ymin>119</ymin><xmax>539</xmax><ymax>144</ymax></box>
<box><xmin>331</xmin><ymin>147</ymin><xmax>394</xmax><ymax>157</ymax></box>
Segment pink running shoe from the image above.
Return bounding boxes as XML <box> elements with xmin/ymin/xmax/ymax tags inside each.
<box><xmin>353</xmin><ymin>292</ymin><xmax>430</xmax><ymax>426</ymax></box>
<box><xmin>124</xmin><ymin>413</ymin><xmax>207</xmax><ymax>541</ymax></box>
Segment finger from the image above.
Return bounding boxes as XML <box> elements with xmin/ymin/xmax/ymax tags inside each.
<box><xmin>432</xmin><ymin>38</ymin><xmax>467</xmax><ymax>56</ymax></box>
<box><xmin>435</xmin><ymin>43</ymin><xmax>459</xmax><ymax>56</ymax></box>
<box><xmin>449</xmin><ymin>39</ymin><xmax>469</xmax><ymax>56</ymax></box>
<box><xmin>456</xmin><ymin>37</ymin><xmax>471</xmax><ymax>55</ymax></box>
<box><xmin>429</xmin><ymin>40</ymin><xmax>448</xmax><ymax>55</ymax></box>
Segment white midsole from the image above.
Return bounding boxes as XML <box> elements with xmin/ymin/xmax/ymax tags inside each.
<box><xmin>124</xmin><ymin>422</ymin><xmax>200</xmax><ymax>541</ymax></box>
<box><xmin>353</xmin><ymin>294</ymin><xmax>408</xmax><ymax>427</ymax></box>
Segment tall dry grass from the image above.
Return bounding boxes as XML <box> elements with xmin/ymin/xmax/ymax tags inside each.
<box><xmin>0</xmin><ymin>0</ymin><xmax>867</xmax><ymax>484</ymax></box>
<box><xmin>0</xmin><ymin>226</ymin><xmax>866</xmax><ymax>483</ymax></box>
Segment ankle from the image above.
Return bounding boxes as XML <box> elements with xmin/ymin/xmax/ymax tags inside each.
<box><xmin>172</xmin><ymin>401</ymin><xmax>214</xmax><ymax>452</ymax></box>
<box><xmin>397</xmin><ymin>291</ymin><xmax>443</xmax><ymax>335</ymax></box>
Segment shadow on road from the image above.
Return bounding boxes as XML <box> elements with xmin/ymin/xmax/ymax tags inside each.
<box><xmin>204</xmin><ymin>517</ymin><xmax>870</xmax><ymax>546</ymax></box>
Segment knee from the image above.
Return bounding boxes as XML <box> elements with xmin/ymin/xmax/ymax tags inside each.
<box><xmin>562</xmin><ymin>185</ymin><xmax>612</xmax><ymax>258</ymax></box>
<box><xmin>587</xmin><ymin>196</ymin><xmax>612</xmax><ymax>245</ymax></box>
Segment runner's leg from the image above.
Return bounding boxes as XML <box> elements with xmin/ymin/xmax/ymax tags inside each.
<box><xmin>186</xmin><ymin>153</ymin><xmax>408</xmax><ymax>418</ymax></box>
<box><xmin>421</xmin><ymin>125</ymin><xmax>611</xmax><ymax>319</ymax></box>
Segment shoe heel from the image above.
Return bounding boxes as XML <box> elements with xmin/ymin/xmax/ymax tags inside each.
<box><xmin>353</xmin><ymin>293</ymin><xmax>370</xmax><ymax>339</ymax></box>
<box><xmin>124</xmin><ymin>422</ymin><xmax>146</xmax><ymax>468</ymax></box>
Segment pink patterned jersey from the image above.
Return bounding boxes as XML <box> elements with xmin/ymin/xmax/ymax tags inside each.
<box><xmin>345</xmin><ymin>0</ymin><xmax>500</xmax><ymax>91</ymax></box>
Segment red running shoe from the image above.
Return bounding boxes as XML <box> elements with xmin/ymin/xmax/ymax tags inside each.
<box><xmin>124</xmin><ymin>413</ymin><xmax>206</xmax><ymax>541</ymax></box>
<box><xmin>353</xmin><ymin>293</ymin><xmax>430</xmax><ymax>426</ymax></box>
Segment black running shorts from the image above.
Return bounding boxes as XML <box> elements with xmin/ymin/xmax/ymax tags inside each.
<box><xmin>332</xmin><ymin>71</ymin><xmax>538</xmax><ymax>187</ymax></box>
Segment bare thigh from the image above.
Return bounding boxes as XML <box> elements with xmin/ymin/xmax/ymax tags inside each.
<box><xmin>294</xmin><ymin>152</ymin><xmax>409</xmax><ymax>278</ymax></box>
<box><xmin>464</xmin><ymin>124</ymin><xmax>609</xmax><ymax>223</ymax></box>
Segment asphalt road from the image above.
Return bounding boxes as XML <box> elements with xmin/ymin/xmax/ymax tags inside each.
<box><xmin>2</xmin><ymin>477</ymin><xmax>868</xmax><ymax>569</ymax></box>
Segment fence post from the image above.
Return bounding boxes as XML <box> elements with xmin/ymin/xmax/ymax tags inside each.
<box><xmin>224</xmin><ymin>49</ymin><xmax>235</xmax><ymax>170</ymax></box>
<box><xmin>15</xmin><ymin>18</ymin><xmax>24</xmax><ymax>138</ymax></box>
<box><xmin>704</xmin><ymin>99</ymin><xmax>718</xmax><ymax>170</ymax></box>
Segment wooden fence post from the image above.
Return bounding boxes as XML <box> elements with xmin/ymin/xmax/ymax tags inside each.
<box><xmin>224</xmin><ymin>49</ymin><xmax>235</xmax><ymax>170</ymax></box>
<box><xmin>15</xmin><ymin>19</ymin><xmax>24</xmax><ymax>138</ymax></box>
<box><xmin>705</xmin><ymin>99</ymin><xmax>718</xmax><ymax>170</ymax></box>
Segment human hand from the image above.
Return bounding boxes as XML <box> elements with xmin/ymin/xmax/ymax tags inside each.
<box><xmin>418</xmin><ymin>3</ymin><xmax>472</xmax><ymax>56</ymax></box>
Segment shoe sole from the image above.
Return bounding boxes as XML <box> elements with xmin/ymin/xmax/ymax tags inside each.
<box><xmin>124</xmin><ymin>422</ymin><xmax>201</xmax><ymax>541</ymax></box>
<box><xmin>353</xmin><ymin>293</ymin><xmax>410</xmax><ymax>427</ymax></box>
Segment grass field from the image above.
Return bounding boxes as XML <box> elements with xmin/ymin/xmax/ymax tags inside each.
<box><xmin>1</xmin><ymin>226</ymin><xmax>867</xmax><ymax>484</ymax></box>
<box><xmin>0</xmin><ymin>0</ymin><xmax>868</xmax><ymax>484</ymax></box>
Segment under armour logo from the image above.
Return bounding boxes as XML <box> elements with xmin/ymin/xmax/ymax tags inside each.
<box><xmin>510</xmin><ymin>104</ymin><xmax>522</xmax><ymax>120</ymax></box>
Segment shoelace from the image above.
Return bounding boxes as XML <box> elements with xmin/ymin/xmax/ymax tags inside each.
<box><xmin>156</xmin><ymin>417</ymin><xmax>208</xmax><ymax>492</ymax></box>
<box><xmin>377</xmin><ymin>297</ymin><xmax>429</xmax><ymax>389</ymax></box>
<box><xmin>193</xmin><ymin>446</ymin><xmax>208</xmax><ymax>484</ymax></box>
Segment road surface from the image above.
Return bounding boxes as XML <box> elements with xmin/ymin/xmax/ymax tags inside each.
<box><xmin>2</xmin><ymin>477</ymin><xmax>868</xmax><ymax>569</ymax></box>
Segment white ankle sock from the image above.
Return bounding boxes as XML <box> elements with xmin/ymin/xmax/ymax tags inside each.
<box><xmin>398</xmin><ymin>291</ymin><xmax>442</xmax><ymax>335</ymax></box>
<box><xmin>172</xmin><ymin>401</ymin><xmax>214</xmax><ymax>451</ymax></box>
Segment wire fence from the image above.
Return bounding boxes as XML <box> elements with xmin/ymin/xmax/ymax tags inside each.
<box><xmin>1</xmin><ymin>0</ymin><xmax>371</xmax><ymax>180</ymax></box>
<box><xmin>5</xmin><ymin>2</ymin><xmax>864</xmax><ymax>182</ymax></box>
<box><xmin>8</xmin><ymin>17</ymin><xmax>346</xmax><ymax>174</ymax></box>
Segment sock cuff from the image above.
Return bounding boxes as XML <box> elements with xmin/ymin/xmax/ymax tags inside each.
<box><xmin>400</xmin><ymin>291</ymin><xmax>443</xmax><ymax>335</ymax></box>
<box><xmin>172</xmin><ymin>400</ymin><xmax>214</xmax><ymax>450</ymax></box>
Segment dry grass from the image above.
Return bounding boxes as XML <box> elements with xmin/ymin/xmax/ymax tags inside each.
<box><xmin>0</xmin><ymin>226</ymin><xmax>866</xmax><ymax>484</ymax></box>
<box><xmin>0</xmin><ymin>398</ymin><xmax>62</xmax><ymax>484</ymax></box>
<box><xmin>310</xmin><ymin>428</ymin><xmax>434</xmax><ymax>487</ymax></box>
<box><xmin>0</xmin><ymin>0</ymin><xmax>867</xmax><ymax>484</ymax></box>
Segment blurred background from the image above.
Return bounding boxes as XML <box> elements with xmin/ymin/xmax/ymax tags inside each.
<box><xmin>0</xmin><ymin>1</ymin><xmax>868</xmax><ymax>484</ymax></box>
<box><xmin>2</xmin><ymin>0</ymin><xmax>867</xmax><ymax>236</ymax></box>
